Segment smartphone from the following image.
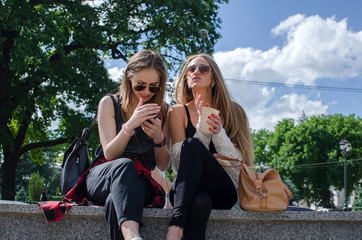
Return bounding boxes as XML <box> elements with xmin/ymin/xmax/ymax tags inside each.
<box><xmin>146</xmin><ymin>115</ymin><xmax>157</xmax><ymax>124</ymax></box>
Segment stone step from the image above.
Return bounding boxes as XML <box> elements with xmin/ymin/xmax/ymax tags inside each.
<box><xmin>0</xmin><ymin>201</ymin><xmax>361</xmax><ymax>239</ymax></box>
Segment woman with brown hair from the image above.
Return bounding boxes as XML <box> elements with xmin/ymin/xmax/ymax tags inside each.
<box><xmin>83</xmin><ymin>50</ymin><xmax>171</xmax><ymax>240</ymax></box>
<box><xmin>166</xmin><ymin>53</ymin><xmax>254</xmax><ymax>240</ymax></box>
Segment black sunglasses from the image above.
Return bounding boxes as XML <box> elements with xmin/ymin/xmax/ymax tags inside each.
<box><xmin>133</xmin><ymin>84</ymin><xmax>161</xmax><ymax>93</ymax></box>
<box><xmin>187</xmin><ymin>64</ymin><xmax>212</xmax><ymax>74</ymax></box>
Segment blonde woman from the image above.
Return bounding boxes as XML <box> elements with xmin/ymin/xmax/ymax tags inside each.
<box><xmin>166</xmin><ymin>53</ymin><xmax>254</xmax><ymax>240</ymax></box>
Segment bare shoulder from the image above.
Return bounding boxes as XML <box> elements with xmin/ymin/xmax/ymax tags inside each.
<box><xmin>169</xmin><ymin>104</ymin><xmax>186</xmax><ymax>126</ymax></box>
<box><xmin>169</xmin><ymin>104</ymin><xmax>185</xmax><ymax>115</ymax></box>
<box><xmin>98</xmin><ymin>94</ymin><xmax>116</xmax><ymax>117</ymax></box>
<box><xmin>99</xmin><ymin>94</ymin><xmax>113</xmax><ymax>106</ymax></box>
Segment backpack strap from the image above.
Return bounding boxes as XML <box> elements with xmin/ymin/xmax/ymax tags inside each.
<box><xmin>108</xmin><ymin>93</ymin><xmax>122</xmax><ymax>133</ymax></box>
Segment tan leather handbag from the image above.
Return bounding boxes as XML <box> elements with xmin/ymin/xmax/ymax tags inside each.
<box><xmin>214</xmin><ymin>153</ymin><xmax>293</xmax><ymax>211</ymax></box>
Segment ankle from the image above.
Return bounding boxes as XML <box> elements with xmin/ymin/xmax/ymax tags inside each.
<box><xmin>166</xmin><ymin>226</ymin><xmax>183</xmax><ymax>240</ymax></box>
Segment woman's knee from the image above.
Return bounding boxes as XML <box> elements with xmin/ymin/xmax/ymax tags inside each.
<box><xmin>191</xmin><ymin>190</ymin><xmax>212</xmax><ymax>214</ymax></box>
<box><xmin>182</xmin><ymin>138</ymin><xmax>204</xmax><ymax>153</ymax></box>
<box><xmin>111</xmin><ymin>158</ymin><xmax>137</xmax><ymax>179</ymax></box>
<box><xmin>114</xmin><ymin>158</ymin><xmax>135</xmax><ymax>170</ymax></box>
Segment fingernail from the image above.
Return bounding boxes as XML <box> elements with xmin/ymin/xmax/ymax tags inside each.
<box><xmin>208</xmin><ymin>116</ymin><xmax>211</xmax><ymax>119</ymax></box>
<box><xmin>211</xmin><ymin>114</ymin><xmax>214</xmax><ymax>116</ymax></box>
<box><xmin>209</xmin><ymin>128</ymin><xmax>212</xmax><ymax>131</ymax></box>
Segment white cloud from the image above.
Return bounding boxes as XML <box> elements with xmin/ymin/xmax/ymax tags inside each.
<box><xmin>214</xmin><ymin>14</ymin><xmax>362</xmax><ymax>130</ymax></box>
<box><xmin>108</xmin><ymin>67</ymin><xmax>124</xmax><ymax>82</ymax></box>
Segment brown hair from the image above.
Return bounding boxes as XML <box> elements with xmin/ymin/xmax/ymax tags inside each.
<box><xmin>119</xmin><ymin>50</ymin><xmax>168</xmax><ymax>123</ymax></box>
<box><xmin>175</xmin><ymin>53</ymin><xmax>254</xmax><ymax>165</ymax></box>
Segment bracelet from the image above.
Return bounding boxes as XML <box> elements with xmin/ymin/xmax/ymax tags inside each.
<box><xmin>154</xmin><ymin>135</ymin><xmax>166</xmax><ymax>147</ymax></box>
<box><xmin>122</xmin><ymin>123</ymin><xmax>135</xmax><ymax>137</ymax></box>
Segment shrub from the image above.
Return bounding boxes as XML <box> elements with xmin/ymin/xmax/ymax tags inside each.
<box><xmin>28</xmin><ymin>171</ymin><xmax>45</xmax><ymax>202</ymax></box>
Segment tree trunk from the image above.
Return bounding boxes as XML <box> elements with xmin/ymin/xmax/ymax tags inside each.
<box><xmin>1</xmin><ymin>153</ymin><xmax>19</xmax><ymax>200</ymax></box>
<box><xmin>1</xmin><ymin>137</ymin><xmax>68</xmax><ymax>200</ymax></box>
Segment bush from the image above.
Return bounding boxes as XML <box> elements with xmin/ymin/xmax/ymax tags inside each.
<box><xmin>28</xmin><ymin>171</ymin><xmax>45</xmax><ymax>202</ymax></box>
<box><xmin>15</xmin><ymin>186</ymin><xmax>29</xmax><ymax>202</ymax></box>
<box><xmin>352</xmin><ymin>185</ymin><xmax>362</xmax><ymax>211</ymax></box>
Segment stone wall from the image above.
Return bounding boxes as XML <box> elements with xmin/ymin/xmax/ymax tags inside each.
<box><xmin>1</xmin><ymin>201</ymin><xmax>361</xmax><ymax>240</ymax></box>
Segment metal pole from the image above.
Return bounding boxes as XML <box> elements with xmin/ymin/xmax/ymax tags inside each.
<box><xmin>199</xmin><ymin>29</ymin><xmax>208</xmax><ymax>53</ymax></box>
<box><xmin>275</xmin><ymin>157</ymin><xmax>278</xmax><ymax>170</ymax></box>
<box><xmin>203</xmin><ymin>38</ymin><xmax>205</xmax><ymax>53</ymax></box>
<box><xmin>339</xmin><ymin>139</ymin><xmax>351</xmax><ymax>211</ymax></box>
<box><xmin>343</xmin><ymin>154</ymin><xmax>348</xmax><ymax>211</ymax></box>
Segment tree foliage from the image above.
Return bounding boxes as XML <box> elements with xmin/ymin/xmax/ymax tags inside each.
<box><xmin>352</xmin><ymin>184</ymin><xmax>362</xmax><ymax>211</ymax></box>
<box><xmin>0</xmin><ymin>0</ymin><xmax>228</xmax><ymax>199</ymax></box>
<box><xmin>253</xmin><ymin>114</ymin><xmax>362</xmax><ymax>208</ymax></box>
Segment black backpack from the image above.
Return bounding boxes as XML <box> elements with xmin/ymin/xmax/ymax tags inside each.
<box><xmin>60</xmin><ymin>114</ymin><xmax>97</xmax><ymax>195</ymax></box>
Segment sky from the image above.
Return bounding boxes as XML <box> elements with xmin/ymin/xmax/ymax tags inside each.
<box><xmin>212</xmin><ymin>0</ymin><xmax>362</xmax><ymax>130</ymax></box>
<box><xmin>107</xmin><ymin>0</ymin><xmax>362</xmax><ymax>131</ymax></box>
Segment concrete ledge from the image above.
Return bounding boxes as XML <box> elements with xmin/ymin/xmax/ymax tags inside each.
<box><xmin>0</xmin><ymin>201</ymin><xmax>361</xmax><ymax>239</ymax></box>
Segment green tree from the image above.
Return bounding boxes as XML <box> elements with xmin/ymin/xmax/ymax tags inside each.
<box><xmin>0</xmin><ymin>0</ymin><xmax>228</xmax><ymax>200</ymax></box>
<box><xmin>352</xmin><ymin>183</ymin><xmax>362</xmax><ymax>211</ymax></box>
<box><xmin>252</xmin><ymin>128</ymin><xmax>273</xmax><ymax>164</ymax></box>
<box><xmin>267</xmin><ymin>114</ymin><xmax>362</xmax><ymax>208</ymax></box>
<box><xmin>28</xmin><ymin>171</ymin><xmax>44</xmax><ymax>202</ymax></box>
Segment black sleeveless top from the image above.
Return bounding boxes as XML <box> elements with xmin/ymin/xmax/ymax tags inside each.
<box><xmin>111</xmin><ymin>94</ymin><xmax>156</xmax><ymax>170</ymax></box>
<box><xmin>183</xmin><ymin>105</ymin><xmax>216</xmax><ymax>154</ymax></box>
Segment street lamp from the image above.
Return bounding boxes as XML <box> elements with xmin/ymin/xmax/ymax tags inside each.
<box><xmin>199</xmin><ymin>29</ymin><xmax>208</xmax><ymax>53</ymax></box>
<box><xmin>339</xmin><ymin>139</ymin><xmax>352</xmax><ymax>211</ymax></box>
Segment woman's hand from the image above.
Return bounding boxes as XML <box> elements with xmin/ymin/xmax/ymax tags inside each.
<box><xmin>194</xmin><ymin>92</ymin><xmax>209</xmax><ymax>116</ymax></box>
<box><xmin>125</xmin><ymin>97</ymin><xmax>161</xmax><ymax>132</ymax></box>
<box><xmin>207</xmin><ymin>113</ymin><xmax>222</xmax><ymax>134</ymax></box>
<box><xmin>195</xmin><ymin>92</ymin><xmax>221</xmax><ymax>134</ymax></box>
<box><xmin>142</xmin><ymin>116</ymin><xmax>164</xmax><ymax>143</ymax></box>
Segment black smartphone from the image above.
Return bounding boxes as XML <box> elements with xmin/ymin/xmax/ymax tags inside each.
<box><xmin>146</xmin><ymin>115</ymin><xmax>157</xmax><ymax>124</ymax></box>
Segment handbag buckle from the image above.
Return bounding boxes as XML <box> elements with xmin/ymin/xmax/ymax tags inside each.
<box><xmin>259</xmin><ymin>190</ymin><xmax>268</xmax><ymax>199</ymax></box>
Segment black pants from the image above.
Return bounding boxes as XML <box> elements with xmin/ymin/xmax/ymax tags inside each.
<box><xmin>169</xmin><ymin>138</ymin><xmax>237</xmax><ymax>240</ymax></box>
<box><xmin>84</xmin><ymin>158</ymin><xmax>153</xmax><ymax>240</ymax></box>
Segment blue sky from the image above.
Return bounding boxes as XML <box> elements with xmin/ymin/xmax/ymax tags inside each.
<box><xmin>106</xmin><ymin>0</ymin><xmax>362</xmax><ymax>130</ymax></box>
<box><xmin>215</xmin><ymin>0</ymin><xmax>362</xmax><ymax>52</ymax></box>
<box><xmin>211</xmin><ymin>0</ymin><xmax>362</xmax><ymax>130</ymax></box>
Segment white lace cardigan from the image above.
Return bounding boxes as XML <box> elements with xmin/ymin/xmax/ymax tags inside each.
<box><xmin>171</xmin><ymin>119</ymin><xmax>242</xmax><ymax>188</ymax></box>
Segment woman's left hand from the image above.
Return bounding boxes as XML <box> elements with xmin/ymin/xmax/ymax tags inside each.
<box><xmin>142</xmin><ymin>117</ymin><xmax>164</xmax><ymax>143</ymax></box>
<box><xmin>207</xmin><ymin>113</ymin><xmax>222</xmax><ymax>134</ymax></box>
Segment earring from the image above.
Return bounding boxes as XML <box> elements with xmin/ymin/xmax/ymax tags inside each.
<box><xmin>212</xmin><ymin>82</ymin><xmax>215</xmax><ymax>88</ymax></box>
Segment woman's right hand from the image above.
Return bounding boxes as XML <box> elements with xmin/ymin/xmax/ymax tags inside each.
<box><xmin>194</xmin><ymin>92</ymin><xmax>209</xmax><ymax>116</ymax></box>
<box><xmin>124</xmin><ymin>97</ymin><xmax>160</xmax><ymax>132</ymax></box>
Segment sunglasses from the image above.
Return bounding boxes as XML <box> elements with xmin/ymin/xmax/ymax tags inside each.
<box><xmin>187</xmin><ymin>64</ymin><xmax>212</xmax><ymax>75</ymax></box>
<box><xmin>133</xmin><ymin>84</ymin><xmax>161</xmax><ymax>93</ymax></box>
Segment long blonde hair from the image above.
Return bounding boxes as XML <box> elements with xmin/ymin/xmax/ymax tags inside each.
<box><xmin>119</xmin><ymin>50</ymin><xmax>168</xmax><ymax>123</ymax></box>
<box><xmin>175</xmin><ymin>53</ymin><xmax>254</xmax><ymax>165</ymax></box>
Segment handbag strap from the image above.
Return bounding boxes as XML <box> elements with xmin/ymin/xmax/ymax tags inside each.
<box><xmin>82</xmin><ymin>112</ymin><xmax>98</xmax><ymax>140</ymax></box>
<box><xmin>213</xmin><ymin>153</ymin><xmax>246</xmax><ymax>167</ymax></box>
<box><xmin>283</xmin><ymin>183</ymin><xmax>294</xmax><ymax>199</ymax></box>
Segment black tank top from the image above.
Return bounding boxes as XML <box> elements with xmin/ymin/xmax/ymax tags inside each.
<box><xmin>183</xmin><ymin>105</ymin><xmax>216</xmax><ymax>154</ymax></box>
<box><xmin>111</xmin><ymin>94</ymin><xmax>156</xmax><ymax>170</ymax></box>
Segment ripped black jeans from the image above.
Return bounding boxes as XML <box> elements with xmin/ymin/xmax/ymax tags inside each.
<box><xmin>169</xmin><ymin>138</ymin><xmax>237</xmax><ymax>240</ymax></box>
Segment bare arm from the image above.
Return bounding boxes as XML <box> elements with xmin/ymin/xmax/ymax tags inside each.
<box><xmin>99</xmin><ymin>95</ymin><xmax>162</xmax><ymax>160</ymax></box>
<box><xmin>153</xmin><ymin>108</ymin><xmax>171</xmax><ymax>171</ymax></box>
<box><xmin>151</xmin><ymin>168</ymin><xmax>172</xmax><ymax>193</ymax></box>
<box><xmin>168</xmin><ymin>105</ymin><xmax>187</xmax><ymax>173</ymax></box>
<box><xmin>169</xmin><ymin>104</ymin><xmax>187</xmax><ymax>144</ymax></box>
<box><xmin>98</xmin><ymin>96</ymin><xmax>130</xmax><ymax>160</ymax></box>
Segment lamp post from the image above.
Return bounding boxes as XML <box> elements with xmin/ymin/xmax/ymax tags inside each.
<box><xmin>339</xmin><ymin>139</ymin><xmax>352</xmax><ymax>211</ymax></box>
<box><xmin>199</xmin><ymin>29</ymin><xmax>208</xmax><ymax>53</ymax></box>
